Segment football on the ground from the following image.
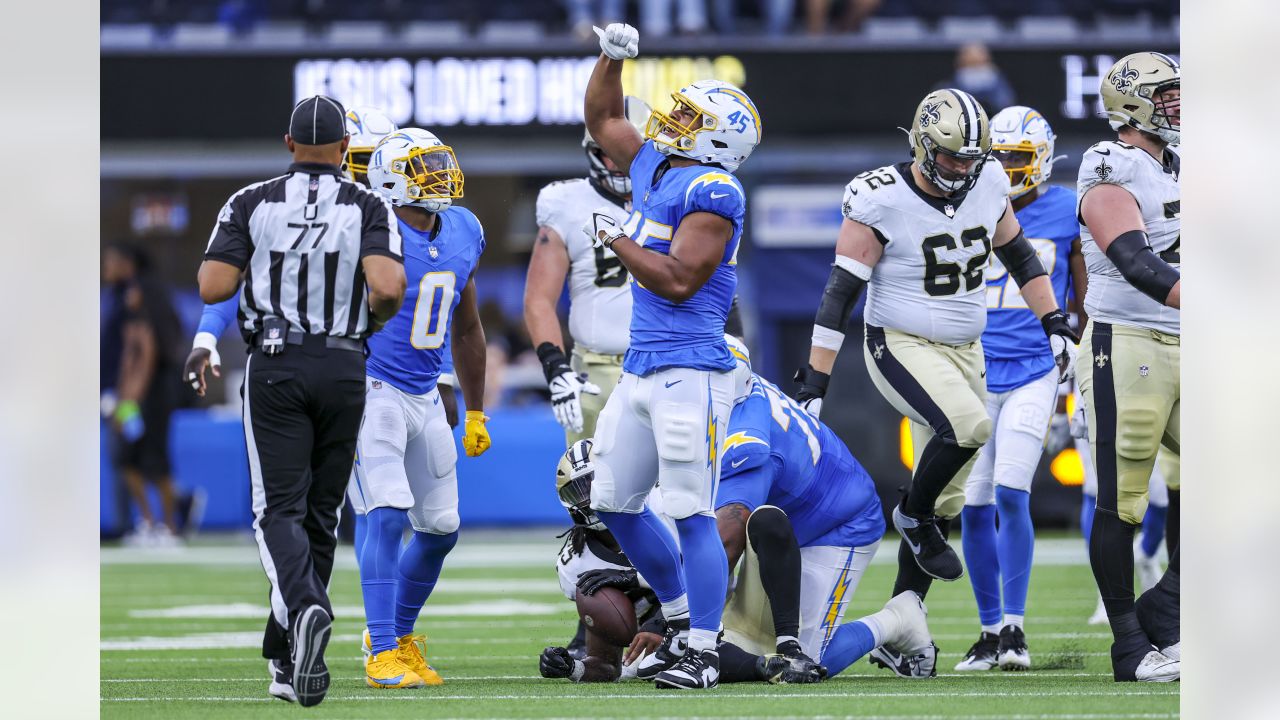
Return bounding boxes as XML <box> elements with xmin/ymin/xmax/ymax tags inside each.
<box><xmin>575</xmin><ymin>586</ymin><xmax>637</xmax><ymax>647</ymax></box>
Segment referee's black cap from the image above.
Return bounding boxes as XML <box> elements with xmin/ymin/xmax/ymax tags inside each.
<box><xmin>289</xmin><ymin>95</ymin><xmax>348</xmax><ymax>145</ymax></box>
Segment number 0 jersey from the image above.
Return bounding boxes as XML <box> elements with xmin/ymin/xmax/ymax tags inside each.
<box><xmin>717</xmin><ymin>376</ymin><xmax>885</xmax><ymax>549</ymax></box>
<box><xmin>1077</xmin><ymin>141</ymin><xmax>1180</xmax><ymax>336</ymax></box>
<box><xmin>982</xmin><ymin>184</ymin><xmax>1078</xmax><ymax>392</ymax></box>
<box><xmin>621</xmin><ymin>141</ymin><xmax>745</xmax><ymax>376</ymax></box>
<box><xmin>535</xmin><ymin>178</ymin><xmax>633</xmax><ymax>356</ymax></box>
<box><xmin>365</xmin><ymin>206</ymin><xmax>485</xmax><ymax>395</ymax></box>
<box><xmin>843</xmin><ymin>159</ymin><xmax>1010</xmax><ymax>345</ymax></box>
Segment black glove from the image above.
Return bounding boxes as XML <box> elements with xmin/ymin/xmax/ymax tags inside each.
<box><xmin>576</xmin><ymin>568</ymin><xmax>638</xmax><ymax>596</ymax></box>
<box><xmin>1039</xmin><ymin>309</ymin><xmax>1079</xmax><ymax>343</ymax></box>
<box><xmin>794</xmin><ymin>364</ymin><xmax>830</xmax><ymax>402</ymax></box>
<box><xmin>539</xmin><ymin>646</ymin><xmax>576</xmax><ymax>679</ymax></box>
<box><xmin>1040</xmin><ymin>309</ymin><xmax>1079</xmax><ymax>383</ymax></box>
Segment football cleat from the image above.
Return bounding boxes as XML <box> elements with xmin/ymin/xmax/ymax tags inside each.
<box><xmin>1111</xmin><ymin>633</ymin><xmax>1179</xmax><ymax>682</ymax></box>
<box><xmin>997</xmin><ymin>625</ymin><xmax>1031</xmax><ymax>671</ymax></box>
<box><xmin>771</xmin><ymin>640</ymin><xmax>827</xmax><ymax>684</ymax></box>
<box><xmin>954</xmin><ymin>632</ymin><xmax>999</xmax><ymax>671</ymax></box>
<box><xmin>267</xmin><ymin>659</ymin><xmax>297</xmax><ymax>703</ymax></box>
<box><xmin>398</xmin><ymin>634</ymin><xmax>444</xmax><ymax>686</ymax></box>
<box><xmin>291</xmin><ymin>604</ymin><xmax>332</xmax><ymax>707</ymax></box>
<box><xmin>1134</xmin><ymin>650</ymin><xmax>1180</xmax><ymax>682</ymax></box>
<box><xmin>1134</xmin><ymin>538</ymin><xmax>1163</xmax><ymax>594</ymax></box>
<box><xmin>654</xmin><ymin>648</ymin><xmax>719</xmax><ymax>690</ymax></box>
<box><xmin>365</xmin><ymin>648</ymin><xmax>426</xmax><ymax>689</ymax></box>
<box><xmin>893</xmin><ymin>505</ymin><xmax>964</xmax><ymax>581</ymax></box>
<box><xmin>1135</xmin><ymin>586</ymin><xmax>1180</xmax><ymax>661</ymax></box>
<box><xmin>635</xmin><ymin>618</ymin><xmax>689</xmax><ymax>680</ymax></box>
<box><xmin>869</xmin><ymin>643</ymin><xmax>938</xmax><ymax>679</ymax></box>
<box><xmin>362</xmin><ymin>628</ymin><xmax>372</xmax><ymax>659</ymax></box>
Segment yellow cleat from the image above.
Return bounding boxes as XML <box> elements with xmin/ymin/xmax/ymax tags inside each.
<box><xmin>398</xmin><ymin>634</ymin><xmax>444</xmax><ymax>686</ymax></box>
<box><xmin>365</xmin><ymin>648</ymin><xmax>425</xmax><ymax>689</ymax></box>
<box><xmin>362</xmin><ymin>629</ymin><xmax>372</xmax><ymax>658</ymax></box>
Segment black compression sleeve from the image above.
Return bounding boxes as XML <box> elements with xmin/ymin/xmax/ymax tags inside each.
<box><xmin>536</xmin><ymin>342</ymin><xmax>571</xmax><ymax>383</ymax></box>
<box><xmin>994</xmin><ymin>230</ymin><xmax>1048</xmax><ymax>287</ymax></box>
<box><xmin>1104</xmin><ymin>230</ymin><xmax>1180</xmax><ymax>304</ymax></box>
<box><xmin>814</xmin><ymin>264</ymin><xmax>866</xmax><ymax>331</ymax></box>
<box><xmin>747</xmin><ymin>506</ymin><xmax>801</xmax><ymax>639</ymax></box>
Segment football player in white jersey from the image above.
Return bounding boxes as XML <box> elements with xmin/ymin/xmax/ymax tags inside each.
<box><xmin>793</xmin><ymin>90</ymin><xmax>1077</xmax><ymax>667</ymax></box>
<box><xmin>523</xmin><ymin>96</ymin><xmax>651</xmax><ymax>443</ymax></box>
<box><xmin>1075</xmin><ymin>51</ymin><xmax>1181</xmax><ymax>683</ymax></box>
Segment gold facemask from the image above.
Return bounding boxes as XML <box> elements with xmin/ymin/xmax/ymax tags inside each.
<box><xmin>644</xmin><ymin>93</ymin><xmax>717</xmax><ymax>153</ymax></box>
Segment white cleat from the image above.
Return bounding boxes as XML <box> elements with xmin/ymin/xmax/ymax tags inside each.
<box><xmin>1134</xmin><ymin>539</ymin><xmax>1163</xmax><ymax>594</ymax></box>
<box><xmin>1088</xmin><ymin>596</ymin><xmax>1109</xmax><ymax>625</ymax></box>
<box><xmin>867</xmin><ymin>592</ymin><xmax>937</xmax><ymax>679</ymax></box>
<box><xmin>1134</xmin><ymin>649</ymin><xmax>1180</xmax><ymax>682</ymax></box>
<box><xmin>1159</xmin><ymin>641</ymin><xmax>1180</xmax><ymax>662</ymax></box>
<box><xmin>267</xmin><ymin>659</ymin><xmax>297</xmax><ymax>703</ymax></box>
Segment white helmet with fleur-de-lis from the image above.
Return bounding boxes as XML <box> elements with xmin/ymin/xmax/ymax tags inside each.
<box><xmin>1101</xmin><ymin>51</ymin><xmax>1180</xmax><ymax>144</ymax></box>
<box><xmin>908</xmin><ymin>89</ymin><xmax>992</xmax><ymax>195</ymax></box>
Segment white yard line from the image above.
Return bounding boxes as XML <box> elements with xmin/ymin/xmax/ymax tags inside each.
<box><xmin>103</xmin><ymin>673</ymin><xmax>1121</xmax><ymax>683</ymax></box>
<box><xmin>101</xmin><ymin>688</ymin><xmax>1177</xmax><ymax>702</ymax></box>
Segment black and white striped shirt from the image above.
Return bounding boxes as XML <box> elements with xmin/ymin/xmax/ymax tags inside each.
<box><xmin>205</xmin><ymin>162</ymin><xmax>402</xmax><ymax>339</ymax></box>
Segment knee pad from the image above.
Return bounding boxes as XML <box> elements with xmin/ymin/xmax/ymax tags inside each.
<box><xmin>965</xmin><ymin>416</ymin><xmax>994</xmax><ymax>448</ymax></box>
<box><xmin>745</xmin><ymin>505</ymin><xmax>792</xmax><ymax>549</ymax></box>
<box><xmin>589</xmin><ymin>455</ymin><xmax>648</xmax><ymax>514</ymax></box>
<box><xmin>655</xmin><ymin>402</ymin><xmax>700</xmax><ymax>464</ymax></box>
<box><xmin>658</xmin><ymin>468</ymin><xmax>710</xmax><ymax>519</ymax></box>
<box><xmin>410</xmin><ymin>506</ymin><xmax>460</xmax><ymax>535</ymax></box>
<box><xmin>1117</xmin><ymin>488</ymin><xmax>1149</xmax><ymax>526</ymax></box>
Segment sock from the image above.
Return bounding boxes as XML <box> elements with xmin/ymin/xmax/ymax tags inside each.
<box><xmin>1140</xmin><ymin>502</ymin><xmax>1167</xmax><ymax>558</ymax></box>
<box><xmin>719</xmin><ymin>642</ymin><xmax>763</xmax><ymax>683</ymax></box>
<box><xmin>821</xmin><ymin>621</ymin><xmax>878</xmax><ymax>677</ymax></box>
<box><xmin>596</xmin><ymin>508</ymin><xmax>686</xmax><ymax>603</ymax></box>
<box><xmin>904</xmin><ymin>438</ymin><xmax>979</xmax><ymax>517</ymax></box>
<box><xmin>775</xmin><ymin>635</ymin><xmax>799</xmax><ymax>650</ymax></box>
<box><xmin>746</xmin><ymin>506</ymin><xmax>801</xmax><ymax>639</ymax></box>
<box><xmin>676</xmin><ymin>514</ymin><xmax>729</xmax><ymax>634</ymax></box>
<box><xmin>394</xmin><ymin>529</ymin><xmax>458</xmax><ymax>637</ymax></box>
<box><xmin>353</xmin><ymin>511</ymin><xmax>368</xmax><ymax>561</ymax></box>
<box><xmin>995</xmin><ymin>486</ymin><xmax>1034</xmax><ymax>620</ymax></box>
<box><xmin>960</xmin><ymin>504</ymin><xmax>1001</xmax><ymax>627</ymax></box>
<box><xmin>1003</xmin><ymin>613</ymin><xmax>1024</xmax><ymax>629</ymax></box>
<box><xmin>1089</xmin><ymin>507</ymin><xmax>1139</xmax><ymax>621</ymax></box>
<box><xmin>688</xmin><ymin>628</ymin><xmax>719</xmax><ymax>653</ymax></box>
<box><xmin>1081</xmin><ymin>493</ymin><xmax>1097</xmax><ymax>546</ymax></box>
<box><xmin>1164</xmin><ymin>489</ymin><xmax>1180</xmax><ymax>556</ymax></box>
<box><xmin>360</xmin><ymin>508</ymin><xmax>407</xmax><ymax>655</ymax></box>
<box><xmin>892</xmin><ymin>516</ymin><xmax>951</xmax><ymax>600</ymax></box>
<box><xmin>662</xmin><ymin>596</ymin><xmax>690</xmax><ymax>621</ymax></box>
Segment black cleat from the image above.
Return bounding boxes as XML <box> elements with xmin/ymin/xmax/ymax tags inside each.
<box><xmin>635</xmin><ymin>618</ymin><xmax>689</xmax><ymax>680</ymax></box>
<box><xmin>997</xmin><ymin>625</ymin><xmax>1030</xmax><ymax>671</ymax></box>
<box><xmin>291</xmin><ymin>605</ymin><xmax>332</xmax><ymax>707</ymax></box>
<box><xmin>1111</xmin><ymin>631</ymin><xmax>1178</xmax><ymax>682</ymax></box>
<box><xmin>892</xmin><ymin>505</ymin><xmax>964</xmax><ymax>581</ymax></box>
<box><xmin>655</xmin><ymin>648</ymin><xmax>720</xmax><ymax>690</ymax></box>
<box><xmin>771</xmin><ymin>640</ymin><xmax>827</xmax><ymax>684</ymax></box>
<box><xmin>953</xmin><ymin>632</ymin><xmax>999</xmax><ymax>671</ymax></box>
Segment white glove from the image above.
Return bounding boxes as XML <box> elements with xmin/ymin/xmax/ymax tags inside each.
<box><xmin>1070</xmin><ymin>398</ymin><xmax>1088</xmax><ymax>439</ymax></box>
<box><xmin>799</xmin><ymin>397</ymin><xmax>823</xmax><ymax>419</ymax></box>
<box><xmin>549</xmin><ymin>371</ymin><xmax>602</xmax><ymax>433</ymax></box>
<box><xmin>593</xmin><ymin>23</ymin><xmax>639</xmax><ymax>60</ymax></box>
<box><xmin>1049</xmin><ymin>335</ymin><xmax>1077</xmax><ymax>383</ymax></box>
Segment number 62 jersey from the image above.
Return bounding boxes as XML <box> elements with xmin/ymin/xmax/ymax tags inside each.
<box><xmin>535</xmin><ymin>178</ymin><xmax>633</xmax><ymax>356</ymax></box>
<box><xmin>842</xmin><ymin>159</ymin><xmax>1010</xmax><ymax>345</ymax></box>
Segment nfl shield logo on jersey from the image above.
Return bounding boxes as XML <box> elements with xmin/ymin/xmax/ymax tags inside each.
<box><xmin>429</xmin><ymin>245</ymin><xmax>439</xmax><ymax>259</ymax></box>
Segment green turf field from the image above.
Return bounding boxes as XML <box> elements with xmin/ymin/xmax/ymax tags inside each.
<box><xmin>101</xmin><ymin>531</ymin><xmax>1178</xmax><ymax>719</ymax></box>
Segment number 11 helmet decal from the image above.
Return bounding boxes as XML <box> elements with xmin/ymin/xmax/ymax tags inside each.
<box><xmin>644</xmin><ymin>79</ymin><xmax>762</xmax><ymax>172</ymax></box>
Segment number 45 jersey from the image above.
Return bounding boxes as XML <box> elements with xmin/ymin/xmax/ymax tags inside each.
<box><xmin>535</xmin><ymin>178</ymin><xmax>633</xmax><ymax>356</ymax></box>
<box><xmin>365</xmin><ymin>206</ymin><xmax>485</xmax><ymax>395</ymax></box>
<box><xmin>842</xmin><ymin>158</ymin><xmax>1010</xmax><ymax>345</ymax></box>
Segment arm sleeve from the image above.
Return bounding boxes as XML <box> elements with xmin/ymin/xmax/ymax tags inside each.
<box><xmin>683</xmin><ymin>172</ymin><xmax>746</xmax><ymax>223</ymax></box>
<box><xmin>196</xmin><ymin>296</ymin><xmax>239</xmax><ymax>337</ymax></box>
<box><xmin>204</xmin><ymin>192</ymin><xmax>255</xmax><ymax>268</ymax></box>
<box><xmin>359</xmin><ymin>191</ymin><xmax>403</xmax><ymax>261</ymax></box>
<box><xmin>715</xmin><ymin>437</ymin><xmax>773</xmax><ymax>512</ymax></box>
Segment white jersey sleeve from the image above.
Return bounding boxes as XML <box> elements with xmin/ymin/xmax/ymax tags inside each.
<box><xmin>1076</xmin><ymin>141</ymin><xmax>1180</xmax><ymax>335</ymax></box>
<box><xmin>535</xmin><ymin>179</ymin><xmax>633</xmax><ymax>355</ymax></box>
<box><xmin>555</xmin><ymin>531</ymin><xmax>635</xmax><ymax>601</ymax></box>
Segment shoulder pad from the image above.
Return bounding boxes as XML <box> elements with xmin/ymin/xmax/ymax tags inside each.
<box><xmin>842</xmin><ymin>167</ymin><xmax>898</xmax><ymax>228</ymax></box>
<box><xmin>684</xmin><ymin>170</ymin><xmax>745</xmax><ymax>218</ymax></box>
<box><xmin>1078</xmin><ymin>141</ymin><xmax>1140</xmax><ymax>193</ymax></box>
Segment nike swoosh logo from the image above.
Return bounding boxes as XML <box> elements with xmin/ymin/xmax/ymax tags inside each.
<box><xmin>664</xmin><ymin>380</ymin><xmax>682</xmax><ymax>388</ymax></box>
<box><xmin>1095</xmin><ymin>148</ymin><xmax>1111</xmax><ymax>155</ymax></box>
<box><xmin>730</xmin><ymin>458</ymin><xmax>748</xmax><ymax>468</ymax></box>
<box><xmin>710</xmin><ymin>192</ymin><xmax>729</xmax><ymax>199</ymax></box>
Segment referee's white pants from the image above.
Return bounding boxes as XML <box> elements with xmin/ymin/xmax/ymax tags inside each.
<box><xmin>348</xmin><ymin>378</ymin><xmax>459</xmax><ymax>535</ymax></box>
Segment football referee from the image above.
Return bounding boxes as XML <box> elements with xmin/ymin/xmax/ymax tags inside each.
<box><xmin>197</xmin><ymin>95</ymin><xmax>406</xmax><ymax>707</ymax></box>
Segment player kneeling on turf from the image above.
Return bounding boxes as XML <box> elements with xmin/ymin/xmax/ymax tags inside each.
<box><xmin>539</xmin><ymin>439</ymin><xmax>803</xmax><ymax>684</ymax></box>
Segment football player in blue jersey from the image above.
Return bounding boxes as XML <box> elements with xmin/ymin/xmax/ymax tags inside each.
<box><xmin>953</xmin><ymin>106</ymin><xmax>1080</xmax><ymax>673</ymax></box>
<box><xmin>716</xmin><ymin>373</ymin><xmax>939</xmax><ymax>680</ymax></box>
<box><xmin>581</xmin><ymin>22</ymin><xmax>761</xmax><ymax>689</ymax></box>
<box><xmin>348</xmin><ymin>127</ymin><xmax>492</xmax><ymax>689</ymax></box>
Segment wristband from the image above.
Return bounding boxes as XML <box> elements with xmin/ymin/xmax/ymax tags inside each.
<box><xmin>193</xmin><ymin>331</ymin><xmax>219</xmax><ymax>353</ymax></box>
<box><xmin>536</xmin><ymin>342</ymin><xmax>572</xmax><ymax>383</ymax></box>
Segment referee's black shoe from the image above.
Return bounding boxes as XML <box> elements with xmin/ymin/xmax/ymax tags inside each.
<box><xmin>892</xmin><ymin>504</ymin><xmax>964</xmax><ymax>581</ymax></box>
<box><xmin>291</xmin><ymin>605</ymin><xmax>332</xmax><ymax>707</ymax></box>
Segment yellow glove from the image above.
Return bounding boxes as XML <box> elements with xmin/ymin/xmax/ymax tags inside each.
<box><xmin>463</xmin><ymin>410</ymin><xmax>491</xmax><ymax>457</ymax></box>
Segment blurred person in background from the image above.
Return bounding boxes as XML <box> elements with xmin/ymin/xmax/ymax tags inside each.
<box><xmin>102</xmin><ymin>242</ymin><xmax>186</xmax><ymax>546</ymax></box>
<box><xmin>564</xmin><ymin>0</ymin><xmax>627</xmax><ymax>39</ymax></box>
<box><xmin>804</xmin><ymin>0</ymin><xmax>881</xmax><ymax>35</ymax></box>
<box><xmin>638</xmin><ymin>0</ymin><xmax>708</xmax><ymax>36</ymax></box>
<box><xmin>939</xmin><ymin>43</ymin><xmax>1015</xmax><ymax>114</ymax></box>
